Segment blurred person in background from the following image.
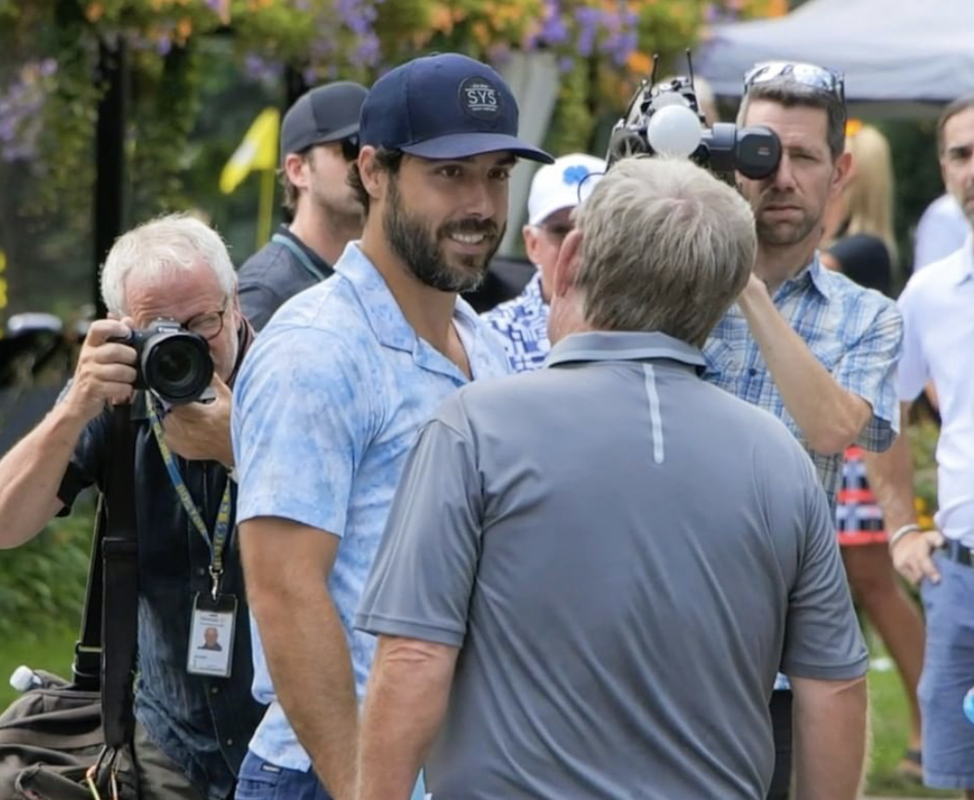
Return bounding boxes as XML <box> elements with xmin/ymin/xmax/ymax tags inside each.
<box><xmin>237</xmin><ymin>81</ymin><xmax>368</xmax><ymax>331</ymax></box>
<box><xmin>872</xmin><ymin>92</ymin><xmax>974</xmax><ymax>797</ymax></box>
<box><xmin>483</xmin><ymin>152</ymin><xmax>605</xmax><ymax>372</ymax></box>
<box><xmin>821</xmin><ymin>121</ymin><xmax>925</xmax><ymax>780</ymax></box>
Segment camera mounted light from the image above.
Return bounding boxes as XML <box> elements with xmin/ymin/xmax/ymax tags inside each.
<box><xmin>646</xmin><ymin>104</ymin><xmax>703</xmax><ymax>159</ymax></box>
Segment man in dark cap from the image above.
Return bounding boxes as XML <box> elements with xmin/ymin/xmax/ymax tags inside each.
<box><xmin>232</xmin><ymin>52</ymin><xmax>550</xmax><ymax>800</ymax></box>
<box><xmin>237</xmin><ymin>81</ymin><xmax>368</xmax><ymax>330</ymax></box>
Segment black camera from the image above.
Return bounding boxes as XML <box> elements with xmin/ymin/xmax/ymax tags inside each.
<box><xmin>607</xmin><ymin>70</ymin><xmax>781</xmax><ymax>180</ymax></box>
<box><xmin>112</xmin><ymin>319</ymin><xmax>213</xmax><ymax>406</ymax></box>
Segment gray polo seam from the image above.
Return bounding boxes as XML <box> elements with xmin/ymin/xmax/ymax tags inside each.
<box><xmin>642</xmin><ymin>364</ymin><xmax>664</xmax><ymax>464</ymax></box>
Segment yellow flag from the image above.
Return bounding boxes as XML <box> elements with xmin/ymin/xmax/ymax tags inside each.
<box><xmin>219</xmin><ymin>107</ymin><xmax>280</xmax><ymax>194</ymax></box>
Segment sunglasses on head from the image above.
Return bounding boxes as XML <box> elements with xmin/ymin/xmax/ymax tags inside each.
<box><xmin>744</xmin><ymin>61</ymin><xmax>845</xmax><ymax>103</ymax></box>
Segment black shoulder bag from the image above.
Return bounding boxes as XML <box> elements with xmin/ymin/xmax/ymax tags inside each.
<box><xmin>0</xmin><ymin>404</ymin><xmax>141</xmax><ymax>799</ymax></box>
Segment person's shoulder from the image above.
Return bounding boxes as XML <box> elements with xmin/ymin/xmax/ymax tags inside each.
<box><xmin>901</xmin><ymin>245</ymin><xmax>969</xmax><ymax>307</ymax></box>
<box><xmin>820</xmin><ymin>267</ymin><xmax>899</xmax><ymax>328</ymax></box>
<box><xmin>237</xmin><ymin>239</ymin><xmax>295</xmax><ymax>283</ymax></box>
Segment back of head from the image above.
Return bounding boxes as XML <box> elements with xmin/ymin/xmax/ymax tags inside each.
<box><xmin>737</xmin><ymin>62</ymin><xmax>846</xmax><ymax>160</ymax></box>
<box><xmin>101</xmin><ymin>213</ymin><xmax>236</xmax><ymax>316</ymax></box>
<box><xmin>844</xmin><ymin>124</ymin><xmax>898</xmax><ymax>267</ymax></box>
<box><xmin>573</xmin><ymin>157</ymin><xmax>755</xmax><ymax>346</ymax></box>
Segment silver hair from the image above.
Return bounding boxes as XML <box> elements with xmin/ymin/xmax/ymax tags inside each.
<box><xmin>100</xmin><ymin>213</ymin><xmax>237</xmax><ymax>316</ymax></box>
<box><xmin>573</xmin><ymin>157</ymin><xmax>756</xmax><ymax>346</ymax></box>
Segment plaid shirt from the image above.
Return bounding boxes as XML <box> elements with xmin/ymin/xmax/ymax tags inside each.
<box><xmin>482</xmin><ymin>272</ymin><xmax>550</xmax><ymax>373</ymax></box>
<box><xmin>703</xmin><ymin>255</ymin><xmax>902</xmax><ymax>510</ymax></box>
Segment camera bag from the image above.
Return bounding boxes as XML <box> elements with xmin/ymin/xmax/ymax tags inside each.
<box><xmin>0</xmin><ymin>404</ymin><xmax>141</xmax><ymax>799</ymax></box>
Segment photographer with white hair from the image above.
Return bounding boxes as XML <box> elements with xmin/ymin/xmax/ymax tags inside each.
<box><xmin>0</xmin><ymin>214</ymin><xmax>263</xmax><ymax>799</ymax></box>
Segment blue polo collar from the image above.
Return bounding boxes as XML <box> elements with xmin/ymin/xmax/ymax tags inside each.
<box><xmin>547</xmin><ymin>331</ymin><xmax>706</xmax><ymax>370</ymax></box>
<box><xmin>334</xmin><ymin>241</ymin><xmax>482</xmax><ymax>353</ymax></box>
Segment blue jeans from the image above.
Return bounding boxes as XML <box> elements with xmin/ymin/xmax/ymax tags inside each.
<box><xmin>234</xmin><ymin>752</ymin><xmax>333</xmax><ymax>800</ymax></box>
<box><xmin>234</xmin><ymin>750</ymin><xmax>427</xmax><ymax>800</ymax></box>
<box><xmin>919</xmin><ymin>551</ymin><xmax>974</xmax><ymax>789</ymax></box>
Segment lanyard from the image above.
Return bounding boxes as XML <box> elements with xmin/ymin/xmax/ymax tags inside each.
<box><xmin>147</xmin><ymin>396</ymin><xmax>232</xmax><ymax>599</ymax></box>
<box><xmin>272</xmin><ymin>232</ymin><xmax>330</xmax><ymax>283</ymax></box>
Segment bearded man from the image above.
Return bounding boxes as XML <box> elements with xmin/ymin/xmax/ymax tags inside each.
<box><xmin>229</xmin><ymin>52</ymin><xmax>551</xmax><ymax>800</ymax></box>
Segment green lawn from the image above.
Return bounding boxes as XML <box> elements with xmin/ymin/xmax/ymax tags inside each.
<box><xmin>0</xmin><ymin>624</ymin><xmax>961</xmax><ymax>797</ymax></box>
<box><xmin>0</xmin><ymin>624</ymin><xmax>78</xmax><ymax>710</ymax></box>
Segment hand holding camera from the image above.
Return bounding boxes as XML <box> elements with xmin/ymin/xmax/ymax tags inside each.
<box><xmin>63</xmin><ymin>319</ymin><xmax>140</xmax><ymax>423</ymax></box>
<box><xmin>161</xmin><ymin>373</ymin><xmax>234</xmax><ymax>466</ymax></box>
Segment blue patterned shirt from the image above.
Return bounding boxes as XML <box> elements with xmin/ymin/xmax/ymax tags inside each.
<box><xmin>482</xmin><ymin>272</ymin><xmax>550</xmax><ymax>372</ymax></box>
<box><xmin>232</xmin><ymin>242</ymin><xmax>511</xmax><ymax>770</ymax></box>
<box><xmin>703</xmin><ymin>255</ymin><xmax>902</xmax><ymax>510</ymax></box>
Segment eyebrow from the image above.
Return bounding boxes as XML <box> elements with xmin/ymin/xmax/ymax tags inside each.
<box><xmin>945</xmin><ymin>143</ymin><xmax>973</xmax><ymax>158</ymax></box>
<box><xmin>430</xmin><ymin>154</ymin><xmax>518</xmax><ymax>166</ymax></box>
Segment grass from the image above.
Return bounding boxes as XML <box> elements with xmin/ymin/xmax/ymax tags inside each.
<box><xmin>0</xmin><ymin>623</ymin><xmax>79</xmax><ymax>710</ymax></box>
<box><xmin>0</xmin><ymin>621</ymin><xmax>962</xmax><ymax>798</ymax></box>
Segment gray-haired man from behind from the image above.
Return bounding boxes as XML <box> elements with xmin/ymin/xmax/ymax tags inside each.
<box><xmin>355</xmin><ymin>157</ymin><xmax>869</xmax><ymax>800</ymax></box>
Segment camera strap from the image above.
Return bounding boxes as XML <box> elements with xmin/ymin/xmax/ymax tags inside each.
<box><xmin>146</xmin><ymin>396</ymin><xmax>232</xmax><ymax>600</ymax></box>
<box><xmin>271</xmin><ymin>232</ymin><xmax>330</xmax><ymax>283</ymax></box>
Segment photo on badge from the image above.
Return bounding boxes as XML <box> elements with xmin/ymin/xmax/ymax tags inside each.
<box><xmin>186</xmin><ymin>593</ymin><xmax>237</xmax><ymax>678</ymax></box>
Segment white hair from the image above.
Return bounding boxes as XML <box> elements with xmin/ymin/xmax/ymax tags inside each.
<box><xmin>573</xmin><ymin>157</ymin><xmax>756</xmax><ymax>346</ymax></box>
<box><xmin>100</xmin><ymin>213</ymin><xmax>236</xmax><ymax>316</ymax></box>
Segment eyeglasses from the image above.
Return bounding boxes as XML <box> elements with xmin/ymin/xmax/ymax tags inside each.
<box><xmin>743</xmin><ymin>62</ymin><xmax>845</xmax><ymax>103</ymax></box>
<box><xmin>185</xmin><ymin>300</ymin><xmax>229</xmax><ymax>341</ymax></box>
<box><xmin>340</xmin><ymin>135</ymin><xmax>359</xmax><ymax>162</ymax></box>
<box><xmin>576</xmin><ymin>170</ymin><xmax>605</xmax><ymax>205</ymax></box>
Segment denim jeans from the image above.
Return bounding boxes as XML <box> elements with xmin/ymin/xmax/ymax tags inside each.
<box><xmin>234</xmin><ymin>750</ymin><xmax>428</xmax><ymax>800</ymax></box>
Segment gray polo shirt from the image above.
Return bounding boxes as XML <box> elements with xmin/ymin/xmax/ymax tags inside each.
<box><xmin>356</xmin><ymin>331</ymin><xmax>867</xmax><ymax>800</ymax></box>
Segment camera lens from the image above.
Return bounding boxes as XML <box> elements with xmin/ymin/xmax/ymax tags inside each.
<box><xmin>142</xmin><ymin>333</ymin><xmax>213</xmax><ymax>404</ymax></box>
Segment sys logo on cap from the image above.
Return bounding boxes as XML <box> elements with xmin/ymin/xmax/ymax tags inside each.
<box><xmin>458</xmin><ymin>76</ymin><xmax>501</xmax><ymax>120</ymax></box>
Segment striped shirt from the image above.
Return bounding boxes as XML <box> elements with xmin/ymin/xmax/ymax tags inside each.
<box><xmin>703</xmin><ymin>254</ymin><xmax>902</xmax><ymax>510</ymax></box>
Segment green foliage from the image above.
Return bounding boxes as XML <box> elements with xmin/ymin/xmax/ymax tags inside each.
<box><xmin>0</xmin><ymin>499</ymin><xmax>94</xmax><ymax>643</ymax></box>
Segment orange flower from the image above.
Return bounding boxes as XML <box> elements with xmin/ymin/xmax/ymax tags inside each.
<box><xmin>628</xmin><ymin>51</ymin><xmax>652</xmax><ymax>76</ymax></box>
<box><xmin>85</xmin><ymin>2</ymin><xmax>105</xmax><ymax>22</ymax></box>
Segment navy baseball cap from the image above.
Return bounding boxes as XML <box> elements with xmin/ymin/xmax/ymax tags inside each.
<box><xmin>359</xmin><ymin>53</ymin><xmax>553</xmax><ymax>163</ymax></box>
<box><xmin>280</xmin><ymin>81</ymin><xmax>368</xmax><ymax>162</ymax></box>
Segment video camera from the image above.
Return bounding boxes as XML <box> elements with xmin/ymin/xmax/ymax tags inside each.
<box><xmin>607</xmin><ymin>55</ymin><xmax>781</xmax><ymax>179</ymax></box>
<box><xmin>112</xmin><ymin>319</ymin><xmax>213</xmax><ymax>406</ymax></box>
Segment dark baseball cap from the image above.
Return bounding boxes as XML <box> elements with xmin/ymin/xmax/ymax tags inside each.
<box><xmin>359</xmin><ymin>53</ymin><xmax>553</xmax><ymax>163</ymax></box>
<box><xmin>280</xmin><ymin>81</ymin><xmax>368</xmax><ymax>162</ymax></box>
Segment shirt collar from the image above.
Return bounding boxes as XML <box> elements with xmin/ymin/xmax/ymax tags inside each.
<box><xmin>952</xmin><ymin>234</ymin><xmax>974</xmax><ymax>285</ymax></box>
<box><xmin>775</xmin><ymin>252</ymin><xmax>831</xmax><ymax>301</ymax></box>
<box><xmin>547</xmin><ymin>331</ymin><xmax>706</xmax><ymax>370</ymax></box>
<box><xmin>332</xmin><ymin>240</ymin><xmax>486</xmax><ymax>357</ymax></box>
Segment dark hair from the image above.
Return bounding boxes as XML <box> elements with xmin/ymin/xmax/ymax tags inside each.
<box><xmin>738</xmin><ymin>81</ymin><xmax>846</xmax><ymax>160</ymax></box>
<box><xmin>347</xmin><ymin>147</ymin><xmax>404</xmax><ymax>215</ymax></box>
<box><xmin>937</xmin><ymin>93</ymin><xmax>974</xmax><ymax>155</ymax></box>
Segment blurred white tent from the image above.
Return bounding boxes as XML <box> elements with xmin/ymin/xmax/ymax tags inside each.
<box><xmin>694</xmin><ymin>0</ymin><xmax>974</xmax><ymax>116</ymax></box>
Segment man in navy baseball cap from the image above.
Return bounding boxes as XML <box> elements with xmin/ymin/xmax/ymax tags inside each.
<box><xmin>359</xmin><ymin>52</ymin><xmax>553</xmax><ymax>162</ymax></box>
<box><xmin>232</xmin><ymin>52</ymin><xmax>535</xmax><ymax>800</ymax></box>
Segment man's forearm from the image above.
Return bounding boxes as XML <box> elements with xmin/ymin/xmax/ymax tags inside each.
<box><xmin>792</xmin><ymin>674</ymin><xmax>868</xmax><ymax>800</ymax></box>
<box><xmin>861</xmin><ymin>404</ymin><xmax>917</xmax><ymax>532</ymax></box>
<box><xmin>0</xmin><ymin>403</ymin><xmax>86</xmax><ymax>548</ymax></box>
<box><xmin>738</xmin><ymin>282</ymin><xmax>868</xmax><ymax>454</ymax></box>
<box><xmin>249</xmin><ymin>570</ymin><xmax>358</xmax><ymax>799</ymax></box>
<box><xmin>358</xmin><ymin>637</ymin><xmax>457</xmax><ymax>800</ymax></box>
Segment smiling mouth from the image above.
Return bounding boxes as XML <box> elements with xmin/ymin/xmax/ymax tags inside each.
<box><xmin>447</xmin><ymin>231</ymin><xmax>493</xmax><ymax>247</ymax></box>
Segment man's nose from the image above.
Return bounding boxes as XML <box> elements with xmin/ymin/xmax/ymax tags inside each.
<box><xmin>771</xmin><ymin>155</ymin><xmax>797</xmax><ymax>190</ymax></box>
<box><xmin>461</xmin><ymin>177</ymin><xmax>497</xmax><ymax>218</ymax></box>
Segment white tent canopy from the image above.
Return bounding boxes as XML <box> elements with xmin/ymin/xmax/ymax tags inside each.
<box><xmin>694</xmin><ymin>0</ymin><xmax>974</xmax><ymax>115</ymax></box>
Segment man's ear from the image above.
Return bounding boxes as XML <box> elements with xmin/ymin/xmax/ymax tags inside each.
<box><xmin>522</xmin><ymin>225</ymin><xmax>543</xmax><ymax>265</ymax></box>
<box><xmin>830</xmin><ymin>150</ymin><xmax>852</xmax><ymax>197</ymax></box>
<box><xmin>283</xmin><ymin>152</ymin><xmax>309</xmax><ymax>189</ymax></box>
<box><xmin>551</xmin><ymin>228</ymin><xmax>583</xmax><ymax>299</ymax></box>
<box><xmin>357</xmin><ymin>146</ymin><xmax>386</xmax><ymax>202</ymax></box>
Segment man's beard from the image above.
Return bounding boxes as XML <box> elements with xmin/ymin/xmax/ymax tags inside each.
<box><xmin>383</xmin><ymin>177</ymin><xmax>503</xmax><ymax>293</ymax></box>
<box><xmin>754</xmin><ymin>193</ymin><xmax>819</xmax><ymax>247</ymax></box>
